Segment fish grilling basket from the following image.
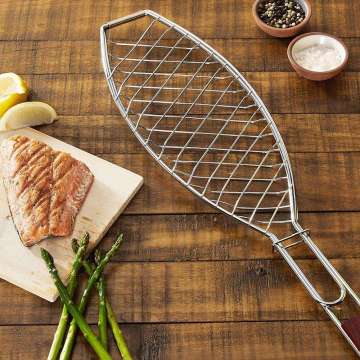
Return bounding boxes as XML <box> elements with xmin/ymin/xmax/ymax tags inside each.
<box><xmin>100</xmin><ymin>10</ymin><xmax>360</xmax><ymax>356</ymax></box>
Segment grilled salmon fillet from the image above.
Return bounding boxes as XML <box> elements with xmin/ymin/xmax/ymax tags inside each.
<box><xmin>0</xmin><ymin>136</ymin><xmax>94</xmax><ymax>246</ymax></box>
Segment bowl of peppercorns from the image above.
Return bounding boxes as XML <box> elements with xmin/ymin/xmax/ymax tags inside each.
<box><xmin>252</xmin><ymin>0</ymin><xmax>312</xmax><ymax>38</ymax></box>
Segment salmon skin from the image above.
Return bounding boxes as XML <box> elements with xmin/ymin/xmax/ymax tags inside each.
<box><xmin>0</xmin><ymin>135</ymin><xmax>94</xmax><ymax>246</ymax></box>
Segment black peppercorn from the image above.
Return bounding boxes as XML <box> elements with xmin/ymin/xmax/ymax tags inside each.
<box><xmin>257</xmin><ymin>0</ymin><xmax>306</xmax><ymax>28</ymax></box>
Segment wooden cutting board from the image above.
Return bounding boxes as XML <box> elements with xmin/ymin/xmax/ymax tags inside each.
<box><xmin>0</xmin><ymin>127</ymin><xmax>143</xmax><ymax>302</ymax></box>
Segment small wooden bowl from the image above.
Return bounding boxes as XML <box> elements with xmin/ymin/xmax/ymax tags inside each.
<box><xmin>287</xmin><ymin>32</ymin><xmax>349</xmax><ymax>81</ymax></box>
<box><xmin>252</xmin><ymin>0</ymin><xmax>312</xmax><ymax>38</ymax></box>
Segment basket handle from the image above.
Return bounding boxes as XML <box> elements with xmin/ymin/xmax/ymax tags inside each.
<box><xmin>271</xmin><ymin>222</ymin><xmax>360</xmax><ymax>356</ymax></box>
<box><xmin>342</xmin><ymin>317</ymin><xmax>360</xmax><ymax>352</ymax></box>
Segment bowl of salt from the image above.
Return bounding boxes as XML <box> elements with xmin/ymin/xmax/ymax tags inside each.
<box><xmin>287</xmin><ymin>32</ymin><xmax>349</xmax><ymax>81</ymax></box>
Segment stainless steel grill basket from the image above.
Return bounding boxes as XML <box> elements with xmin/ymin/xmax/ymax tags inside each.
<box><xmin>100</xmin><ymin>10</ymin><xmax>360</xmax><ymax>355</ymax></box>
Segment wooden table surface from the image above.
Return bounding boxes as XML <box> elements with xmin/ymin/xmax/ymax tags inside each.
<box><xmin>1</xmin><ymin>0</ymin><xmax>360</xmax><ymax>359</ymax></box>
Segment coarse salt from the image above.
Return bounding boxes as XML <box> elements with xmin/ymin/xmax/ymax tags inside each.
<box><xmin>294</xmin><ymin>44</ymin><xmax>343</xmax><ymax>72</ymax></box>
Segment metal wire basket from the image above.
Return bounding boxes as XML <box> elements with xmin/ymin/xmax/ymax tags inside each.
<box><xmin>100</xmin><ymin>10</ymin><xmax>360</xmax><ymax>356</ymax></box>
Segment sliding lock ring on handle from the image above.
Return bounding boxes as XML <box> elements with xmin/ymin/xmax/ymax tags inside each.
<box><xmin>270</xmin><ymin>222</ymin><xmax>360</xmax><ymax>356</ymax></box>
<box><xmin>271</xmin><ymin>235</ymin><xmax>347</xmax><ymax>306</ymax></box>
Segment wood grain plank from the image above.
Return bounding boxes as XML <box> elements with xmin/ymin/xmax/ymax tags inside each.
<box><xmin>21</xmin><ymin>73</ymin><xmax>360</xmax><ymax>115</ymax></box>
<box><xmin>0</xmin><ymin>0</ymin><xmax>111</xmax><ymax>41</ymax></box>
<box><xmin>0</xmin><ymin>259</ymin><xmax>358</xmax><ymax>325</ymax></box>
<box><xmin>0</xmin><ymin>0</ymin><xmax>359</xmax><ymax>40</ymax></box>
<box><xmin>0</xmin><ymin>321</ymin><xmax>356</xmax><ymax>360</ymax></box>
<box><xmin>102</xmin><ymin>212</ymin><xmax>360</xmax><ymax>262</ymax></box>
<box><xmin>1</xmin><ymin>38</ymin><xmax>359</xmax><ymax>74</ymax></box>
<box><xmin>0</xmin><ymin>41</ymin><xmax>100</xmax><ymax>75</ymax></box>
<box><xmin>39</xmin><ymin>114</ymin><xmax>360</xmax><ymax>154</ymax></box>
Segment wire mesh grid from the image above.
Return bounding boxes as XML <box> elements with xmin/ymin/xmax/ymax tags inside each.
<box><xmin>101</xmin><ymin>12</ymin><xmax>297</xmax><ymax>237</ymax></box>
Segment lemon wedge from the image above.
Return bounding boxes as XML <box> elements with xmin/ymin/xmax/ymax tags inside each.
<box><xmin>0</xmin><ymin>102</ymin><xmax>57</xmax><ymax>131</ymax></box>
<box><xmin>0</xmin><ymin>73</ymin><xmax>29</xmax><ymax>117</ymax></box>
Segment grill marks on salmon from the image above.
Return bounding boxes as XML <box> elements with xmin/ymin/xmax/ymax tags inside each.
<box><xmin>50</xmin><ymin>152</ymin><xmax>94</xmax><ymax>237</ymax></box>
<box><xmin>0</xmin><ymin>136</ymin><xmax>94</xmax><ymax>246</ymax></box>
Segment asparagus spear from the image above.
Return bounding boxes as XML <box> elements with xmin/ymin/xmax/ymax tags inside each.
<box><xmin>95</xmin><ymin>249</ymin><xmax>108</xmax><ymax>350</ymax></box>
<box><xmin>72</xmin><ymin>240</ymin><xmax>133</xmax><ymax>360</ymax></box>
<box><xmin>106</xmin><ymin>299</ymin><xmax>133</xmax><ymax>360</ymax></box>
<box><xmin>48</xmin><ymin>232</ymin><xmax>90</xmax><ymax>360</ymax></box>
<box><xmin>41</xmin><ymin>248</ymin><xmax>112</xmax><ymax>360</ymax></box>
<box><xmin>60</xmin><ymin>234</ymin><xmax>124</xmax><ymax>360</ymax></box>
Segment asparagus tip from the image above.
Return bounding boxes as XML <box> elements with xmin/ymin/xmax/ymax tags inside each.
<box><xmin>80</xmin><ymin>232</ymin><xmax>90</xmax><ymax>246</ymax></box>
<box><xmin>72</xmin><ymin>232</ymin><xmax>89</xmax><ymax>255</ymax></box>
<box><xmin>71</xmin><ymin>239</ymin><xmax>79</xmax><ymax>254</ymax></box>
<box><xmin>114</xmin><ymin>233</ymin><xmax>124</xmax><ymax>248</ymax></box>
<box><xmin>40</xmin><ymin>248</ymin><xmax>54</xmax><ymax>265</ymax></box>
<box><xmin>94</xmin><ymin>248</ymin><xmax>102</xmax><ymax>264</ymax></box>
